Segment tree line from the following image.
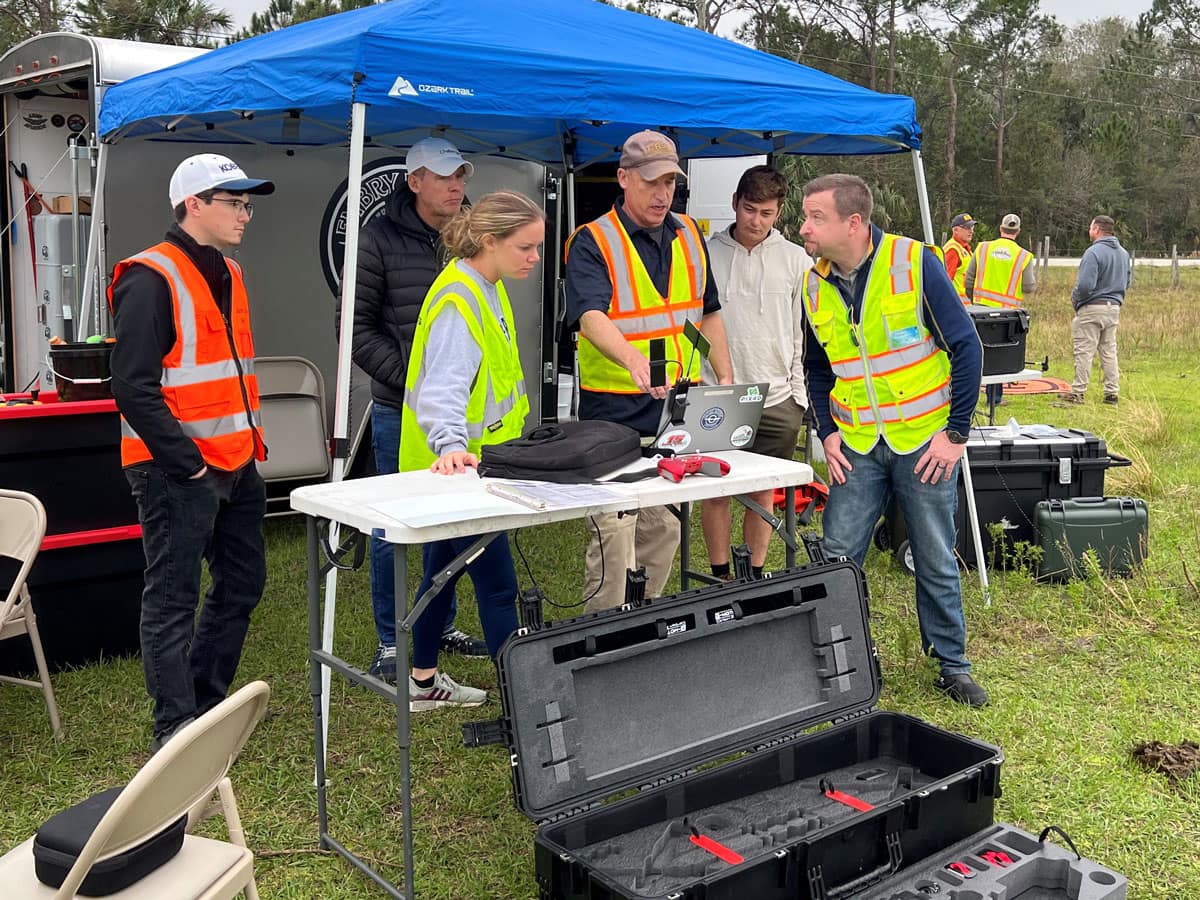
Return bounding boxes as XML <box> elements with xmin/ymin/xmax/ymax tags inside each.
<box><xmin>2</xmin><ymin>0</ymin><xmax>1197</xmax><ymax>254</ymax></box>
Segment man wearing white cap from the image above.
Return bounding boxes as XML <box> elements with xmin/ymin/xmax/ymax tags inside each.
<box><xmin>337</xmin><ymin>136</ymin><xmax>490</xmax><ymax>684</ymax></box>
<box><xmin>109</xmin><ymin>153</ymin><xmax>274</xmax><ymax>752</ymax></box>
<box><xmin>566</xmin><ymin>130</ymin><xmax>733</xmax><ymax>612</ymax></box>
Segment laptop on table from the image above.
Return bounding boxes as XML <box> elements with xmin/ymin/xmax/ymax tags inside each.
<box><xmin>651</xmin><ymin>381</ymin><xmax>769</xmax><ymax>455</ymax></box>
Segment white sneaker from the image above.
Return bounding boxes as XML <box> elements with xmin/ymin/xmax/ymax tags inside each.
<box><xmin>408</xmin><ymin>671</ymin><xmax>488</xmax><ymax>712</ymax></box>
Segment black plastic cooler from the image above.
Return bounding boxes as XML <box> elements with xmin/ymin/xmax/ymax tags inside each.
<box><xmin>965</xmin><ymin>305</ymin><xmax>1030</xmax><ymax>376</ymax></box>
<box><xmin>469</xmin><ymin>562</ymin><xmax>1003</xmax><ymax>900</ymax></box>
<box><xmin>881</xmin><ymin>426</ymin><xmax>1131</xmax><ymax>570</ymax></box>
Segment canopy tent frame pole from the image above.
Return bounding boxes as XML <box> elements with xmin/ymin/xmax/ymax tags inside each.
<box><xmin>912</xmin><ymin>149</ymin><xmax>991</xmax><ymax>607</ymax></box>
<box><xmin>320</xmin><ymin>96</ymin><xmax>367</xmax><ymax>773</ymax></box>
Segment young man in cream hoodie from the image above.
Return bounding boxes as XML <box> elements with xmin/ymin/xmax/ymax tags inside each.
<box><xmin>701</xmin><ymin>166</ymin><xmax>811</xmax><ymax>579</ymax></box>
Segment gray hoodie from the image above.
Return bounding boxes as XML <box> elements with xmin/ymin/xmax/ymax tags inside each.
<box><xmin>1072</xmin><ymin>235</ymin><xmax>1130</xmax><ymax>310</ymax></box>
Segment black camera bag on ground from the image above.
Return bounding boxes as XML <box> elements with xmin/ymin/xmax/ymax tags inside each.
<box><xmin>32</xmin><ymin>786</ymin><xmax>188</xmax><ymax>895</ymax></box>
<box><xmin>478</xmin><ymin>420</ymin><xmax>643</xmax><ymax>483</ymax></box>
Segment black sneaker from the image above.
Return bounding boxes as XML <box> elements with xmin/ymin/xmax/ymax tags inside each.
<box><xmin>1103</xmin><ymin>393</ymin><xmax>1119</xmax><ymax>405</ymax></box>
<box><xmin>933</xmin><ymin>673</ymin><xmax>990</xmax><ymax>708</ymax></box>
<box><xmin>369</xmin><ymin>643</ymin><xmax>397</xmax><ymax>684</ymax></box>
<box><xmin>440</xmin><ymin>628</ymin><xmax>489</xmax><ymax>658</ymax></box>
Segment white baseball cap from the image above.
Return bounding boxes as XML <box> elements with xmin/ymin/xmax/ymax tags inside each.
<box><xmin>405</xmin><ymin>138</ymin><xmax>474</xmax><ymax>177</ymax></box>
<box><xmin>169</xmin><ymin>153</ymin><xmax>276</xmax><ymax>207</ymax></box>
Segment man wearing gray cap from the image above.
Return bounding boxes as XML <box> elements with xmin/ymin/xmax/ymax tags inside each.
<box><xmin>565</xmin><ymin>130</ymin><xmax>733</xmax><ymax>612</ymax></box>
<box><xmin>339</xmin><ymin>136</ymin><xmax>490</xmax><ymax>684</ymax></box>
<box><xmin>965</xmin><ymin>213</ymin><xmax>1035</xmax><ymax>406</ymax></box>
<box><xmin>109</xmin><ymin>153</ymin><xmax>274</xmax><ymax>751</ymax></box>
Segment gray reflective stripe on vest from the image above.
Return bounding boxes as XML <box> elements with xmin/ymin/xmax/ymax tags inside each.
<box><xmin>121</xmin><ymin>408</ymin><xmax>259</xmax><ymax>441</ymax></box>
<box><xmin>831</xmin><ymin>383</ymin><xmax>951</xmax><ymax>425</ymax></box>
<box><xmin>973</xmin><ymin>288</ymin><xmax>1020</xmax><ymax>306</ymax></box>
<box><xmin>830</xmin><ymin>335</ymin><xmax>939</xmax><ymax>381</ymax></box>
<box><xmin>676</xmin><ymin>219</ymin><xmax>706</xmax><ymax>298</ymax></box>
<box><xmin>592</xmin><ymin>216</ymin><xmax>639</xmax><ymax>314</ymax></box>
<box><xmin>130</xmin><ymin>250</ymin><xmax>200</xmax><ymax>369</ymax></box>
<box><xmin>178</xmin><ymin>410</ymin><xmax>260</xmax><ymax>440</ymax></box>
<box><xmin>160</xmin><ymin>357</ymin><xmax>256</xmax><ymax>387</ymax></box>
<box><xmin>805</xmin><ymin>269</ymin><xmax>821</xmax><ymax>310</ymax></box>
<box><xmin>888</xmin><ymin>237</ymin><xmax>916</xmax><ymax>294</ymax></box>
<box><xmin>611</xmin><ymin>308</ymin><xmax>687</xmax><ymax>337</ymax></box>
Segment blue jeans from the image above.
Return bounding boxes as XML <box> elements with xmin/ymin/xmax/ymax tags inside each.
<box><xmin>125</xmin><ymin>462</ymin><xmax>266</xmax><ymax>738</ymax></box>
<box><xmin>370</xmin><ymin>403</ymin><xmax>456</xmax><ymax>645</ymax></box>
<box><xmin>821</xmin><ymin>438</ymin><xmax>971</xmax><ymax>675</ymax></box>
<box><xmin>411</xmin><ymin>536</ymin><xmax>519</xmax><ymax>670</ymax></box>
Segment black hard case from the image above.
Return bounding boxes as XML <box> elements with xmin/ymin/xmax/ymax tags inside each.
<box><xmin>884</xmin><ymin>427</ymin><xmax>1131</xmax><ymax>569</ymax></box>
<box><xmin>965</xmin><ymin>305</ymin><xmax>1030</xmax><ymax>376</ymax></box>
<box><xmin>857</xmin><ymin>822</ymin><xmax>1127</xmax><ymax>899</ymax></box>
<box><xmin>484</xmin><ymin>562</ymin><xmax>1003</xmax><ymax>900</ymax></box>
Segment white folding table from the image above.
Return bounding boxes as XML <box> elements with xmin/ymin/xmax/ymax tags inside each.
<box><xmin>290</xmin><ymin>450</ymin><xmax>814</xmax><ymax>898</ymax></box>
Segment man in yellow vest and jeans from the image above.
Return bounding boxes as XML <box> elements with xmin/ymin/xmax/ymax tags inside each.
<box><xmin>965</xmin><ymin>213</ymin><xmax>1036</xmax><ymax>407</ymax></box>
<box><xmin>566</xmin><ymin>130</ymin><xmax>733</xmax><ymax>612</ymax></box>
<box><xmin>800</xmin><ymin>174</ymin><xmax>988</xmax><ymax>707</ymax></box>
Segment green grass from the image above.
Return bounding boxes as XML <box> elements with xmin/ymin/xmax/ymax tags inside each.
<box><xmin>2</xmin><ymin>267</ymin><xmax>1199</xmax><ymax>898</ymax></box>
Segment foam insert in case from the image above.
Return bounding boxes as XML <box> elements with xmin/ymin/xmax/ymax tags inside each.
<box><xmin>469</xmin><ymin>562</ymin><xmax>1003</xmax><ymax>899</ymax></box>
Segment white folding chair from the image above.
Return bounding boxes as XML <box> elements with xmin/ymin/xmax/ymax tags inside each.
<box><xmin>0</xmin><ymin>680</ymin><xmax>270</xmax><ymax>899</ymax></box>
<box><xmin>0</xmin><ymin>489</ymin><xmax>62</xmax><ymax>739</ymax></box>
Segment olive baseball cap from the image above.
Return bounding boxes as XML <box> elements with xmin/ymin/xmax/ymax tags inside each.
<box><xmin>619</xmin><ymin>130</ymin><xmax>685</xmax><ymax>180</ymax></box>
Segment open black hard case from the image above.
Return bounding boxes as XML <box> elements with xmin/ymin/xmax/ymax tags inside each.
<box><xmin>475</xmin><ymin>562</ymin><xmax>1003</xmax><ymax>900</ymax></box>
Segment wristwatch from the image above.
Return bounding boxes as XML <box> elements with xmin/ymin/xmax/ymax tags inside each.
<box><xmin>945</xmin><ymin>429</ymin><xmax>969</xmax><ymax>445</ymax></box>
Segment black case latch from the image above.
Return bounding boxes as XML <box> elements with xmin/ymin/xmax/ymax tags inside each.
<box><xmin>463</xmin><ymin>718</ymin><xmax>510</xmax><ymax>748</ymax></box>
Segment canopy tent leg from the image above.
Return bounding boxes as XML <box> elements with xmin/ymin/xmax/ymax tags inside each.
<box><xmin>321</xmin><ymin>98</ymin><xmax>368</xmax><ymax>764</ymax></box>
<box><xmin>912</xmin><ymin>150</ymin><xmax>990</xmax><ymax>605</ymax></box>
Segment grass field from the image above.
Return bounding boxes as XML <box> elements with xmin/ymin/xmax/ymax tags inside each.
<box><xmin>1</xmin><ymin>267</ymin><xmax>1198</xmax><ymax>898</ymax></box>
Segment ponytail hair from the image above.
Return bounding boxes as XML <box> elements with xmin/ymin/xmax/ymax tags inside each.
<box><xmin>441</xmin><ymin>190</ymin><xmax>545</xmax><ymax>259</ymax></box>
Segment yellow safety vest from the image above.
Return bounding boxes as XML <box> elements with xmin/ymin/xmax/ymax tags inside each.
<box><xmin>971</xmin><ymin>238</ymin><xmax>1032</xmax><ymax>308</ymax></box>
<box><xmin>568</xmin><ymin>208</ymin><xmax>706</xmax><ymax>393</ymax></box>
<box><xmin>400</xmin><ymin>259</ymin><xmax>529</xmax><ymax>471</ymax></box>
<box><xmin>942</xmin><ymin>237</ymin><xmax>971</xmax><ymax>302</ymax></box>
<box><xmin>803</xmin><ymin>234</ymin><xmax>952</xmax><ymax>455</ymax></box>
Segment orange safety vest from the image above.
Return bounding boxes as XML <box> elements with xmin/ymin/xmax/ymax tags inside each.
<box><xmin>567</xmin><ymin>208</ymin><xmax>706</xmax><ymax>393</ymax></box>
<box><xmin>107</xmin><ymin>241</ymin><xmax>265</xmax><ymax>471</ymax></box>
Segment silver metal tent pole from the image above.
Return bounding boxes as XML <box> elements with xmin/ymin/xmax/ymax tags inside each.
<box><xmin>912</xmin><ymin>149</ymin><xmax>990</xmax><ymax>605</ymax></box>
<box><xmin>321</xmin><ymin>99</ymin><xmax>368</xmax><ymax>760</ymax></box>
<box><xmin>78</xmin><ymin>139</ymin><xmax>107</xmax><ymax>338</ymax></box>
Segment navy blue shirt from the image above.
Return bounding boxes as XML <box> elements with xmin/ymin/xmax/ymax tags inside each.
<box><xmin>804</xmin><ymin>224</ymin><xmax>982</xmax><ymax>445</ymax></box>
<box><xmin>566</xmin><ymin>199</ymin><xmax>721</xmax><ymax>436</ymax></box>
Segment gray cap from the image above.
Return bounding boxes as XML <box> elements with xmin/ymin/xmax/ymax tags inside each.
<box><xmin>1001</xmin><ymin>213</ymin><xmax>1021</xmax><ymax>230</ymax></box>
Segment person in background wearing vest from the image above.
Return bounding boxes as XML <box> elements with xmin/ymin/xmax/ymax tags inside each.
<box><xmin>1063</xmin><ymin>215</ymin><xmax>1129</xmax><ymax>405</ymax></box>
<box><xmin>109</xmin><ymin>154</ymin><xmax>274</xmax><ymax>752</ymax></box>
<box><xmin>800</xmin><ymin>174</ymin><xmax>989</xmax><ymax>708</ymax></box>
<box><xmin>700</xmin><ymin>165</ymin><xmax>810</xmax><ymax>581</ymax></box>
<box><xmin>964</xmin><ymin>213</ymin><xmax>1035</xmax><ymax>408</ymax></box>
<box><xmin>942</xmin><ymin>213</ymin><xmax>975</xmax><ymax>303</ymax></box>
<box><xmin>398</xmin><ymin>191</ymin><xmax>543</xmax><ymax>710</ymax></box>
<box><xmin>565</xmin><ymin>130</ymin><xmax>733</xmax><ymax>613</ymax></box>
<box><xmin>339</xmin><ymin>137</ymin><xmax>489</xmax><ymax>687</ymax></box>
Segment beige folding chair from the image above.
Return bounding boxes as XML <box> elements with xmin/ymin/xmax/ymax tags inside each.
<box><xmin>0</xmin><ymin>679</ymin><xmax>270</xmax><ymax>899</ymax></box>
<box><xmin>0</xmin><ymin>489</ymin><xmax>62</xmax><ymax>739</ymax></box>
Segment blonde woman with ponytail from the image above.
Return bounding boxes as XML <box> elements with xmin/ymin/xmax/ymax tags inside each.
<box><xmin>397</xmin><ymin>190</ymin><xmax>545</xmax><ymax>709</ymax></box>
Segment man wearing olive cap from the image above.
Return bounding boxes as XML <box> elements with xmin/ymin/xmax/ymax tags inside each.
<box><xmin>565</xmin><ymin>130</ymin><xmax>733</xmax><ymax>612</ymax></box>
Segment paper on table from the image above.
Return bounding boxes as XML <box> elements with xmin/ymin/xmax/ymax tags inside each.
<box><xmin>371</xmin><ymin>490</ymin><xmax>525</xmax><ymax>528</ymax></box>
<box><xmin>484</xmin><ymin>479</ymin><xmax>624</xmax><ymax>511</ymax></box>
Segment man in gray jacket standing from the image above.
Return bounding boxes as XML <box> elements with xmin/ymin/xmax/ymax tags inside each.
<box><xmin>1065</xmin><ymin>215</ymin><xmax>1129</xmax><ymax>405</ymax></box>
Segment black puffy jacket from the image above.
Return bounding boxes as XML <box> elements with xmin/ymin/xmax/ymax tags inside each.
<box><xmin>337</xmin><ymin>183</ymin><xmax>445</xmax><ymax>409</ymax></box>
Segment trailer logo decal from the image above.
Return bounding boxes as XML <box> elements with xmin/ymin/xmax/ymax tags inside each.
<box><xmin>22</xmin><ymin>112</ymin><xmax>47</xmax><ymax>130</ymax></box>
<box><xmin>319</xmin><ymin>156</ymin><xmax>409</xmax><ymax>295</ymax></box>
<box><xmin>388</xmin><ymin>76</ymin><xmax>419</xmax><ymax>97</ymax></box>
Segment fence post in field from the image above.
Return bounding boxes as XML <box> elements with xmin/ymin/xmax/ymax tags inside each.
<box><xmin>1172</xmin><ymin>245</ymin><xmax>1180</xmax><ymax>288</ymax></box>
<box><xmin>1129</xmin><ymin>251</ymin><xmax>1135</xmax><ymax>288</ymax></box>
<box><xmin>1042</xmin><ymin>235</ymin><xmax>1050</xmax><ymax>281</ymax></box>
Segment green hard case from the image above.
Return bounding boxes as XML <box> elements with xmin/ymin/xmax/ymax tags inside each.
<box><xmin>1035</xmin><ymin>496</ymin><xmax>1147</xmax><ymax>582</ymax></box>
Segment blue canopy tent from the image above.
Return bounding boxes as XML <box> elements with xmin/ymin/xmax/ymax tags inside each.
<box><xmin>96</xmin><ymin>6</ymin><xmax>953</xmax><ymax>894</ymax></box>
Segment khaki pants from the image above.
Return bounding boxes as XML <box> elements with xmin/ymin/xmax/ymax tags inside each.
<box><xmin>583</xmin><ymin>505</ymin><xmax>680</xmax><ymax>613</ymax></box>
<box><xmin>1071</xmin><ymin>302</ymin><xmax>1121</xmax><ymax>396</ymax></box>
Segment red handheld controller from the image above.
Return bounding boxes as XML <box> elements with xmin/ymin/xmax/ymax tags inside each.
<box><xmin>657</xmin><ymin>455</ymin><xmax>731</xmax><ymax>484</ymax></box>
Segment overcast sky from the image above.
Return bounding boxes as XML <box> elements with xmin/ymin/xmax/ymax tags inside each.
<box><xmin>217</xmin><ymin>0</ymin><xmax>1153</xmax><ymax>32</ymax></box>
